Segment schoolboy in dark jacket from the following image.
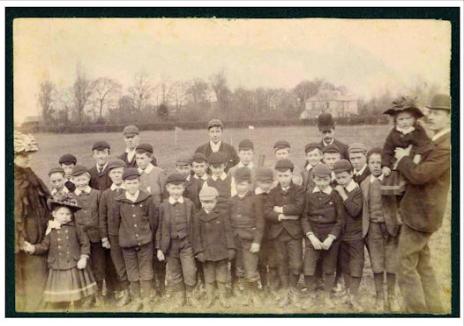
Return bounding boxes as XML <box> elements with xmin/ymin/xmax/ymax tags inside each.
<box><xmin>88</xmin><ymin>141</ymin><xmax>112</xmax><ymax>191</ymax></box>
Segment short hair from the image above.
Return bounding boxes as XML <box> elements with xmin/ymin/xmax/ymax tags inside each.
<box><xmin>367</xmin><ymin>147</ymin><xmax>383</xmax><ymax>161</ymax></box>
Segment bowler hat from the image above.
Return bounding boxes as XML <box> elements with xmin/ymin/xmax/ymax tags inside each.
<box><xmin>317</xmin><ymin>113</ymin><xmax>335</xmax><ymax>131</ymax></box>
<box><xmin>426</xmin><ymin>94</ymin><xmax>451</xmax><ymax>111</ymax></box>
<box><xmin>59</xmin><ymin>153</ymin><xmax>77</xmax><ymax>165</ymax></box>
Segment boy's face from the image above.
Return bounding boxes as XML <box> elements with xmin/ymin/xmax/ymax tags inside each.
<box><xmin>396</xmin><ymin>112</ymin><xmax>415</xmax><ymax>129</ymax></box>
<box><xmin>108</xmin><ymin>167</ymin><xmax>124</xmax><ymax>185</ymax></box>
<box><xmin>349</xmin><ymin>152</ymin><xmax>367</xmax><ymax>171</ymax></box>
<box><xmin>306</xmin><ymin>149</ymin><xmax>323</xmax><ymax>167</ymax></box>
<box><xmin>14</xmin><ymin>153</ymin><xmax>31</xmax><ymax>168</ymax></box>
<box><xmin>201</xmin><ymin>198</ymin><xmax>217</xmax><ymax>212</ymax></box>
<box><xmin>323</xmin><ymin>153</ymin><xmax>341</xmax><ymax>170</ymax></box>
<box><xmin>49</xmin><ymin>172</ymin><xmax>65</xmax><ymax>190</ymax></box>
<box><xmin>208</xmin><ymin>127</ymin><xmax>223</xmax><ymax>143</ymax></box>
<box><xmin>93</xmin><ymin>149</ymin><xmax>110</xmax><ymax>166</ymax></box>
<box><xmin>256</xmin><ymin>180</ymin><xmax>273</xmax><ymax>193</ymax></box>
<box><xmin>238</xmin><ymin>149</ymin><xmax>254</xmax><ymax>165</ymax></box>
<box><xmin>61</xmin><ymin>163</ymin><xmax>75</xmax><ymax>177</ymax></box>
<box><xmin>320</xmin><ymin>128</ymin><xmax>335</xmax><ymax>143</ymax></box>
<box><xmin>236</xmin><ymin>181</ymin><xmax>251</xmax><ymax>195</ymax></box>
<box><xmin>274</xmin><ymin>148</ymin><xmax>290</xmax><ymax>160</ymax></box>
<box><xmin>176</xmin><ymin>164</ymin><xmax>192</xmax><ymax>177</ymax></box>
<box><xmin>313</xmin><ymin>175</ymin><xmax>331</xmax><ymax>189</ymax></box>
<box><xmin>72</xmin><ymin>173</ymin><xmax>90</xmax><ymax>189</ymax></box>
<box><xmin>192</xmin><ymin>161</ymin><xmax>208</xmax><ymax>177</ymax></box>
<box><xmin>52</xmin><ymin>207</ymin><xmax>72</xmax><ymax>225</ymax></box>
<box><xmin>124</xmin><ymin>135</ymin><xmax>140</xmax><ymax>150</ymax></box>
<box><xmin>166</xmin><ymin>183</ymin><xmax>185</xmax><ymax>199</ymax></box>
<box><xmin>124</xmin><ymin>178</ymin><xmax>140</xmax><ymax>194</ymax></box>
<box><xmin>136</xmin><ymin>152</ymin><xmax>151</xmax><ymax>169</ymax></box>
<box><xmin>335</xmin><ymin>171</ymin><xmax>353</xmax><ymax>186</ymax></box>
<box><xmin>368</xmin><ymin>153</ymin><xmax>382</xmax><ymax>177</ymax></box>
<box><xmin>276</xmin><ymin>169</ymin><xmax>292</xmax><ymax>188</ymax></box>
<box><xmin>210</xmin><ymin>164</ymin><xmax>225</xmax><ymax>177</ymax></box>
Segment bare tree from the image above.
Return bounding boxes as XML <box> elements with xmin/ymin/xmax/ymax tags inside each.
<box><xmin>185</xmin><ymin>78</ymin><xmax>209</xmax><ymax>105</ymax></box>
<box><xmin>210</xmin><ymin>71</ymin><xmax>231</xmax><ymax>111</ymax></box>
<box><xmin>72</xmin><ymin>64</ymin><xmax>94</xmax><ymax>123</ymax></box>
<box><xmin>90</xmin><ymin>77</ymin><xmax>122</xmax><ymax>119</ymax></box>
<box><xmin>38</xmin><ymin>80</ymin><xmax>56</xmax><ymax>122</ymax></box>
<box><xmin>128</xmin><ymin>72</ymin><xmax>153</xmax><ymax>112</ymax></box>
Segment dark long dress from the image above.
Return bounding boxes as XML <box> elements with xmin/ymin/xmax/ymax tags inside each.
<box><xmin>14</xmin><ymin>165</ymin><xmax>51</xmax><ymax>311</ymax></box>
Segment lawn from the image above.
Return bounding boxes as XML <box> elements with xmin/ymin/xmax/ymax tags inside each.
<box><xmin>22</xmin><ymin>124</ymin><xmax>452</xmax><ymax>314</ymax></box>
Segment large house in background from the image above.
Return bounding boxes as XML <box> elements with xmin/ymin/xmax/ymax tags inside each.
<box><xmin>300</xmin><ymin>89</ymin><xmax>359</xmax><ymax>119</ymax></box>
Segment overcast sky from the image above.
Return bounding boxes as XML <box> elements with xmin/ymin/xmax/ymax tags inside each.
<box><xmin>13</xmin><ymin>18</ymin><xmax>451</xmax><ymax>122</ymax></box>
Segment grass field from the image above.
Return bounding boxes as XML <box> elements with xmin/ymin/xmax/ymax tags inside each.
<box><xmin>24</xmin><ymin>125</ymin><xmax>452</xmax><ymax>314</ymax></box>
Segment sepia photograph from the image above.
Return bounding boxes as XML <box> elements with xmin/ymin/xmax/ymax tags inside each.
<box><xmin>4</xmin><ymin>6</ymin><xmax>460</xmax><ymax>318</ymax></box>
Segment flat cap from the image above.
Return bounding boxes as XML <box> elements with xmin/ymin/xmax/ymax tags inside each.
<box><xmin>59</xmin><ymin>153</ymin><xmax>77</xmax><ymax>165</ymax></box>
<box><xmin>273</xmin><ymin>140</ymin><xmax>291</xmax><ymax>150</ymax></box>
<box><xmin>312</xmin><ymin>163</ymin><xmax>331</xmax><ymax>177</ymax></box>
<box><xmin>176</xmin><ymin>154</ymin><xmax>192</xmax><ymax>166</ymax></box>
<box><xmin>135</xmin><ymin>143</ymin><xmax>154</xmax><ymax>154</ymax></box>
<box><xmin>255</xmin><ymin>167</ymin><xmax>274</xmax><ymax>183</ymax></box>
<box><xmin>199</xmin><ymin>186</ymin><xmax>219</xmax><ymax>201</ymax></box>
<box><xmin>107</xmin><ymin>158</ymin><xmax>126</xmax><ymax>171</ymax></box>
<box><xmin>48</xmin><ymin>167</ymin><xmax>65</xmax><ymax>176</ymax></box>
<box><xmin>92</xmin><ymin>141</ymin><xmax>111</xmax><ymax>151</ymax></box>
<box><xmin>427</xmin><ymin>94</ymin><xmax>451</xmax><ymax>111</ymax></box>
<box><xmin>234</xmin><ymin>167</ymin><xmax>252</xmax><ymax>183</ymax></box>
<box><xmin>192</xmin><ymin>152</ymin><xmax>208</xmax><ymax>163</ymax></box>
<box><xmin>348</xmin><ymin>143</ymin><xmax>367</xmax><ymax>154</ymax></box>
<box><xmin>208</xmin><ymin>152</ymin><xmax>226</xmax><ymax>166</ymax></box>
<box><xmin>166</xmin><ymin>172</ymin><xmax>186</xmax><ymax>185</ymax></box>
<box><xmin>317</xmin><ymin>113</ymin><xmax>335</xmax><ymax>130</ymax></box>
<box><xmin>333</xmin><ymin>159</ymin><xmax>353</xmax><ymax>174</ymax></box>
<box><xmin>275</xmin><ymin>159</ymin><xmax>294</xmax><ymax>171</ymax></box>
<box><xmin>71</xmin><ymin>165</ymin><xmax>89</xmax><ymax>177</ymax></box>
<box><xmin>305</xmin><ymin>142</ymin><xmax>322</xmax><ymax>154</ymax></box>
<box><xmin>208</xmin><ymin>118</ymin><xmax>224</xmax><ymax>129</ymax></box>
<box><xmin>123</xmin><ymin>125</ymin><xmax>140</xmax><ymax>136</ymax></box>
<box><xmin>322</xmin><ymin>144</ymin><xmax>341</xmax><ymax>154</ymax></box>
<box><xmin>122</xmin><ymin>167</ymin><xmax>140</xmax><ymax>180</ymax></box>
<box><xmin>238</xmin><ymin>139</ymin><xmax>254</xmax><ymax>151</ymax></box>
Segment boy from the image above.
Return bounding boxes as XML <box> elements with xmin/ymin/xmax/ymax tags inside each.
<box><xmin>348</xmin><ymin>143</ymin><xmax>370</xmax><ymax>184</ymax></box>
<box><xmin>194</xmin><ymin>118</ymin><xmax>239</xmax><ymax>172</ymax></box>
<box><xmin>118</xmin><ymin>125</ymin><xmax>140</xmax><ymax>168</ymax></box>
<box><xmin>89</xmin><ymin>141</ymin><xmax>112</xmax><ymax>191</ymax></box>
<box><xmin>272</xmin><ymin>140</ymin><xmax>302</xmax><ymax>186</ymax></box>
<box><xmin>264</xmin><ymin>159</ymin><xmax>305</xmax><ymax>307</ymax></box>
<box><xmin>302</xmin><ymin>163</ymin><xmax>344</xmax><ymax>308</ymax></box>
<box><xmin>185</xmin><ymin>153</ymin><xmax>208</xmax><ymax>210</ymax></box>
<box><xmin>48</xmin><ymin>167</ymin><xmax>69</xmax><ymax>200</ymax></box>
<box><xmin>205</xmin><ymin>152</ymin><xmax>233</xmax><ymax>202</ymax></box>
<box><xmin>59</xmin><ymin>153</ymin><xmax>77</xmax><ymax>192</ymax></box>
<box><xmin>99</xmin><ymin>159</ymin><xmax>130</xmax><ymax>307</ymax></box>
<box><xmin>301</xmin><ymin>142</ymin><xmax>323</xmax><ymax>193</ymax></box>
<box><xmin>191</xmin><ymin>153</ymin><xmax>209</xmax><ymax>185</ymax></box>
<box><xmin>229</xmin><ymin>139</ymin><xmax>256</xmax><ymax>196</ymax></box>
<box><xmin>136</xmin><ymin>143</ymin><xmax>167</xmax><ymax>206</ymax></box>
<box><xmin>229</xmin><ymin>167</ymin><xmax>265</xmax><ymax>306</ymax></box>
<box><xmin>114</xmin><ymin>168</ymin><xmax>157</xmax><ymax>311</ymax></box>
<box><xmin>192</xmin><ymin>186</ymin><xmax>235</xmax><ymax>308</ymax></box>
<box><xmin>361</xmin><ymin>148</ymin><xmax>400</xmax><ymax>311</ymax></box>
<box><xmin>333</xmin><ymin>159</ymin><xmax>364</xmax><ymax>310</ymax></box>
<box><xmin>156</xmin><ymin>173</ymin><xmax>198</xmax><ymax>307</ymax></box>
<box><xmin>322</xmin><ymin>144</ymin><xmax>342</xmax><ymax>185</ymax></box>
<box><xmin>71</xmin><ymin>165</ymin><xmax>105</xmax><ymax>306</ymax></box>
<box><xmin>317</xmin><ymin>112</ymin><xmax>349</xmax><ymax>159</ymax></box>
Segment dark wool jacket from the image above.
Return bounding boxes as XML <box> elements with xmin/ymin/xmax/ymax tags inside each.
<box><xmin>34</xmin><ymin>222</ymin><xmax>90</xmax><ymax>270</ymax></box>
<box><xmin>184</xmin><ymin>176</ymin><xmax>203</xmax><ymax>210</ymax></box>
<box><xmin>89</xmin><ymin>165</ymin><xmax>112</xmax><ymax>191</ymax></box>
<box><xmin>192</xmin><ymin>207</ymin><xmax>235</xmax><ymax>261</ymax></box>
<box><xmin>99</xmin><ymin>186</ymin><xmax>125</xmax><ymax>238</ymax></box>
<box><xmin>195</xmin><ymin>142</ymin><xmax>240</xmax><ymax>172</ymax></box>
<box><xmin>228</xmin><ymin>192</ymin><xmax>265</xmax><ymax>244</ymax></box>
<box><xmin>340</xmin><ymin>185</ymin><xmax>363</xmax><ymax>241</ymax></box>
<box><xmin>113</xmin><ymin>190</ymin><xmax>157</xmax><ymax>248</ymax></box>
<box><xmin>73</xmin><ymin>189</ymin><xmax>101</xmax><ymax>243</ymax></box>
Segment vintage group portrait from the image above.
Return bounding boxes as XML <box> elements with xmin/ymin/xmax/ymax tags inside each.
<box><xmin>5</xmin><ymin>6</ymin><xmax>459</xmax><ymax>317</ymax></box>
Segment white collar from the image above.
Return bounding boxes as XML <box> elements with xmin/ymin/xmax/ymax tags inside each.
<box><xmin>305</xmin><ymin>164</ymin><xmax>314</xmax><ymax>171</ymax></box>
<box><xmin>138</xmin><ymin>163</ymin><xmax>154</xmax><ymax>175</ymax></box>
<box><xmin>396</xmin><ymin>125</ymin><xmax>415</xmax><ymax>135</ymax></box>
<box><xmin>51</xmin><ymin>187</ymin><xmax>69</xmax><ymax>196</ymax></box>
<box><xmin>370</xmin><ymin>174</ymin><xmax>384</xmax><ymax>183</ymax></box>
<box><xmin>210</xmin><ymin>141</ymin><xmax>222</xmax><ymax>152</ymax></box>
<box><xmin>194</xmin><ymin>174</ymin><xmax>208</xmax><ymax>181</ymax></box>
<box><xmin>313</xmin><ymin>186</ymin><xmax>333</xmax><ymax>195</ymax></box>
<box><xmin>96</xmin><ymin>162</ymin><xmax>108</xmax><ymax>173</ymax></box>
<box><xmin>280</xmin><ymin>185</ymin><xmax>290</xmax><ymax>192</ymax></box>
<box><xmin>331</xmin><ymin>171</ymin><xmax>337</xmax><ymax>181</ymax></box>
<box><xmin>237</xmin><ymin>161</ymin><xmax>254</xmax><ymax>169</ymax></box>
<box><xmin>75</xmin><ymin>186</ymin><xmax>92</xmax><ymax>196</ymax></box>
<box><xmin>323</xmin><ymin>139</ymin><xmax>334</xmax><ymax>146</ymax></box>
<box><xmin>344</xmin><ymin>179</ymin><xmax>358</xmax><ymax>192</ymax></box>
<box><xmin>432</xmin><ymin>128</ymin><xmax>450</xmax><ymax>142</ymax></box>
<box><xmin>354</xmin><ymin>164</ymin><xmax>367</xmax><ymax>176</ymax></box>
<box><xmin>211</xmin><ymin>172</ymin><xmax>228</xmax><ymax>181</ymax></box>
<box><xmin>168</xmin><ymin>196</ymin><xmax>185</xmax><ymax>205</ymax></box>
<box><xmin>111</xmin><ymin>183</ymin><xmax>125</xmax><ymax>191</ymax></box>
<box><xmin>125</xmin><ymin>190</ymin><xmax>140</xmax><ymax>202</ymax></box>
<box><xmin>255</xmin><ymin>187</ymin><xmax>269</xmax><ymax>195</ymax></box>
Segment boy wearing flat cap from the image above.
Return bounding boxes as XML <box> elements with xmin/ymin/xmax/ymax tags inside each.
<box><xmin>302</xmin><ymin>163</ymin><xmax>345</xmax><ymax>308</ymax></box>
<box><xmin>322</xmin><ymin>144</ymin><xmax>342</xmax><ymax>186</ymax></box>
<box><xmin>205</xmin><ymin>152</ymin><xmax>233</xmax><ymax>202</ymax></box>
<box><xmin>348</xmin><ymin>143</ymin><xmax>370</xmax><ymax>185</ymax></box>
<box><xmin>156</xmin><ymin>173</ymin><xmax>198</xmax><ymax>307</ymax></box>
<box><xmin>229</xmin><ymin>139</ymin><xmax>257</xmax><ymax>196</ymax></box>
<box><xmin>113</xmin><ymin>168</ymin><xmax>157</xmax><ymax>311</ymax></box>
<box><xmin>228</xmin><ymin>167</ymin><xmax>265</xmax><ymax>306</ymax></box>
<box><xmin>99</xmin><ymin>159</ymin><xmax>130</xmax><ymax>307</ymax></box>
<box><xmin>195</xmin><ymin>118</ymin><xmax>239</xmax><ymax>173</ymax></box>
<box><xmin>302</xmin><ymin>142</ymin><xmax>323</xmax><ymax>193</ymax></box>
<box><xmin>136</xmin><ymin>143</ymin><xmax>167</xmax><ymax>206</ymax></box>
<box><xmin>177</xmin><ymin>155</ymin><xmax>201</xmax><ymax>210</ymax></box>
<box><xmin>119</xmin><ymin>125</ymin><xmax>140</xmax><ymax>168</ymax></box>
<box><xmin>59</xmin><ymin>153</ymin><xmax>78</xmax><ymax>192</ymax></box>
<box><xmin>333</xmin><ymin>160</ymin><xmax>364</xmax><ymax>310</ymax></box>
<box><xmin>192</xmin><ymin>186</ymin><xmax>235</xmax><ymax>308</ymax></box>
<box><xmin>317</xmin><ymin>113</ymin><xmax>349</xmax><ymax>160</ymax></box>
<box><xmin>272</xmin><ymin>140</ymin><xmax>303</xmax><ymax>186</ymax></box>
<box><xmin>89</xmin><ymin>141</ymin><xmax>112</xmax><ymax>191</ymax></box>
<box><xmin>48</xmin><ymin>167</ymin><xmax>69</xmax><ymax>200</ymax></box>
<box><xmin>264</xmin><ymin>159</ymin><xmax>305</xmax><ymax>307</ymax></box>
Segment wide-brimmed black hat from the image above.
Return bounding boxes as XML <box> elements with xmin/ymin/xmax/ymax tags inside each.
<box><xmin>383</xmin><ymin>96</ymin><xmax>424</xmax><ymax>118</ymax></box>
<box><xmin>48</xmin><ymin>195</ymin><xmax>81</xmax><ymax>212</ymax></box>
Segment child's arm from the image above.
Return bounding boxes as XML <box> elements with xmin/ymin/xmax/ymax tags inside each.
<box><xmin>263</xmin><ymin>191</ymin><xmax>280</xmax><ymax>222</ymax></box>
<box><xmin>342</xmin><ymin>187</ymin><xmax>363</xmax><ymax>218</ymax></box>
<box><xmin>27</xmin><ymin>234</ymin><xmax>51</xmax><ymax>255</ymax></box>
<box><xmin>76</xmin><ymin>225</ymin><xmax>91</xmax><ymax>258</ymax></box>
<box><xmin>381</xmin><ymin>131</ymin><xmax>396</xmax><ymax>169</ymax></box>
<box><xmin>251</xmin><ymin>196</ymin><xmax>266</xmax><ymax>252</ymax></box>
<box><xmin>282</xmin><ymin>186</ymin><xmax>305</xmax><ymax>216</ymax></box>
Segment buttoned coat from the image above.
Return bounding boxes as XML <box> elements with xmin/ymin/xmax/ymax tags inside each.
<box><xmin>73</xmin><ymin>189</ymin><xmax>101</xmax><ymax>243</ymax></box>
